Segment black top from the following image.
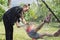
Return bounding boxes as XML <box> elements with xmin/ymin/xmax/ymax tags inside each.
<box><xmin>3</xmin><ymin>6</ymin><xmax>23</xmax><ymax>25</ymax></box>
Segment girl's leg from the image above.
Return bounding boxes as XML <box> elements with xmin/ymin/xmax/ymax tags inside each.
<box><xmin>34</xmin><ymin>22</ymin><xmax>45</xmax><ymax>32</ymax></box>
<box><xmin>39</xmin><ymin>29</ymin><xmax>60</xmax><ymax>38</ymax></box>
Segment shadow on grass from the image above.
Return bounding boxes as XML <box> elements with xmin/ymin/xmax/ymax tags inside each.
<box><xmin>0</xmin><ymin>33</ymin><xmax>5</xmax><ymax>35</ymax></box>
<box><xmin>0</xmin><ymin>39</ymin><xmax>5</xmax><ymax>40</ymax></box>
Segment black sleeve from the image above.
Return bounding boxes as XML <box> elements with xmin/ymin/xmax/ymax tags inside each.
<box><xmin>15</xmin><ymin>6</ymin><xmax>23</xmax><ymax>18</ymax></box>
<box><xmin>15</xmin><ymin>6</ymin><xmax>23</xmax><ymax>23</ymax></box>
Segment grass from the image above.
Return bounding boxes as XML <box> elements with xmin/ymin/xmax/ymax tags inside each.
<box><xmin>0</xmin><ymin>22</ymin><xmax>60</xmax><ymax>40</ymax></box>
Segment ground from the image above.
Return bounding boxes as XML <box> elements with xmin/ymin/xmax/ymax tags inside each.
<box><xmin>0</xmin><ymin>22</ymin><xmax>60</xmax><ymax>40</ymax></box>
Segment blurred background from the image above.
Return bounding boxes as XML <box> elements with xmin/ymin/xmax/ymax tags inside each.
<box><xmin>0</xmin><ymin>0</ymin><xmax>60</xmax><ymax>40</ymax></box>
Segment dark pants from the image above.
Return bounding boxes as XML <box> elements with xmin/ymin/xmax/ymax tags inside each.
<box><xmin>3</xmin><ymin>15</ymin><xmax>13</xmax><ymax>40</ymax></box>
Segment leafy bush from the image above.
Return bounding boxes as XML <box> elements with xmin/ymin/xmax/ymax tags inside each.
<box><xmin>0</xmin><ymin>6</ymin><xmax>5</xmax><ymax>21</ymax></box>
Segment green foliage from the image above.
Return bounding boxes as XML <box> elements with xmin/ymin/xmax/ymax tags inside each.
<box><xmin>38</xmin><ymin>0</ymin><xmax>60</xmax><ymax>22</ymax></box>
<box><xmin>24</xmin><ymin>0</ymin><xmax>60</xmax><ymax>22</ymax></box>
<box><xmin>0</xmin><ymin>0</ymin><xmax>60</xmax><ymax>22</ymax></box>
<box><xmin>47</xmin><ymin>0</ymin><xmax>60</xmax><ymax>22</ymax></box>
<box><xmin>0</xmin><ymin>6</ymin><xmax>5</xmax><ymax>21</ymax></box>
<box><xmin>24</xmin><ymin>3</ymin><xmax>38</xmax><ymax>21</ymax></box>
<box><xmin>0</xmin><ymin>0</ymin><xmax>7</xmax><ymax>6</ymax></box>
<box><xmin>25</xmin><ymin>8</ymin><xmax>37</xmax><ymax>21</ymax></box>
<box><xmin>0</xmin><ymin>0</ymin><xmax>5</xmax><ymax>5</ymax></box>
<box><xmin>0</xmin><ymin>0</ymin><xmax>7</xmax><ymax>21</ymax></box>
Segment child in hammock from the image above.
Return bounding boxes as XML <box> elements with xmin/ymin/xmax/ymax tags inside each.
<box><xmin>20</xmin><ymin>14</ymin><xmax>60</xmax><ymax>40</ymax></box>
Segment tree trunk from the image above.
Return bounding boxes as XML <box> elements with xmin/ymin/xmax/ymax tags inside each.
<box><xmin>8</xmin><ymin>0</ymin><xmax>11</xmax><ymax>8</ymax></box>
